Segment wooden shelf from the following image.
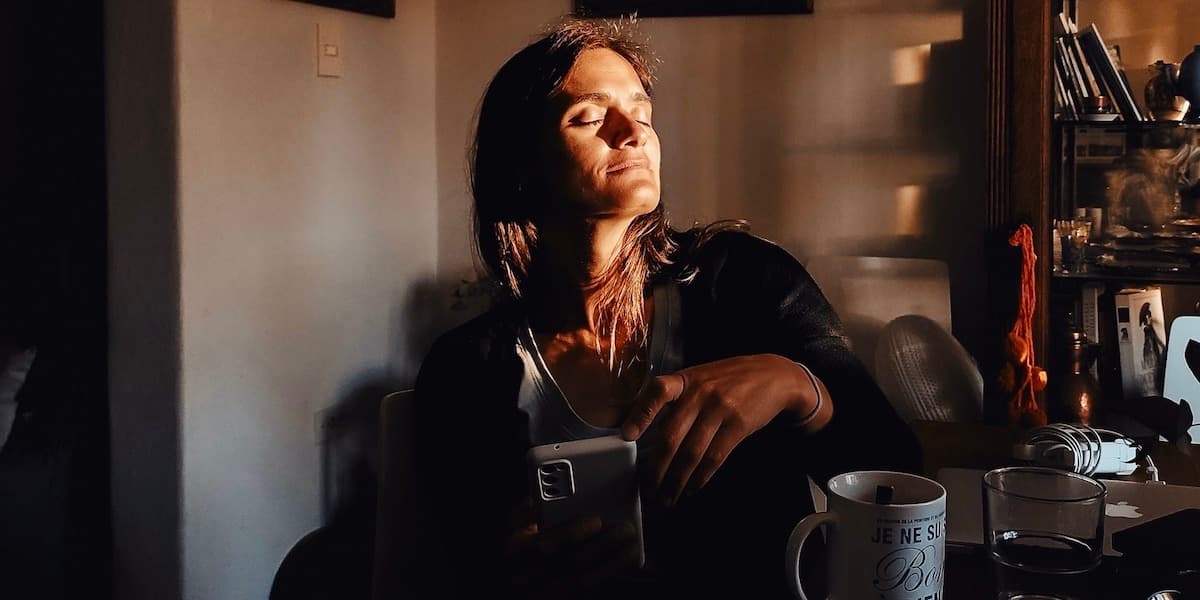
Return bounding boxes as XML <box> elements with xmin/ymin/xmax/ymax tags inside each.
<box><xmin>1053</xmin><ymin>269</ymin><xmax>1200</xmax><ymax>286</ymax></box>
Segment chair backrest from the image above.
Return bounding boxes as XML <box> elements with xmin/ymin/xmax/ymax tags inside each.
<box><xmin>874</xmin><ymin>315</ymin><xmax>983</xmax><ymax>423</ymax></box>
<box><xmin>1164</xmin><ymin>316</ymin><xmax>1200</xmax><ymax>441</ymax></box>
<box><xmin>0</xmin><ymin>345</ymin><xmax>36</xmax><ymax>454</ymax></box>
<box><xmin>371</xmin><ymin>390</ymin><xmax>416</xmax><ymax>600</ymax></box>
<box><xmin>804</xmin><ymin>256</ymin><xmax>952</xmax><ymax>373</ymax></box>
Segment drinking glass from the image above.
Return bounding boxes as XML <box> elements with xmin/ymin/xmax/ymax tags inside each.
<box><xmin>1071</xmin><ymin>219</ymin><xmax>1091</xmax><ymax>272</ymax></box>
<box><xmin>1053</xmin><ymin>219</ymin><xmax>1078</xmax><ymax>272</ymax></box>
<box><xmin>983</xmin><ymin>467</ymin><xmax>1106</xmax><ymax>600</ymax></box>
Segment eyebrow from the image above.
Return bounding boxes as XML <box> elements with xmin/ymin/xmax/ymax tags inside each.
<box><xmin>569</xmin><ymin>91</ymin><xmax>652</xmax><ymax>105</ymax></box>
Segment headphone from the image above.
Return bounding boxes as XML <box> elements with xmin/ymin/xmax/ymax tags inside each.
<box><xmin>1013</xmin><ymin>423</ymin><xmax>1160</xmax><ymax>482</ymax></box>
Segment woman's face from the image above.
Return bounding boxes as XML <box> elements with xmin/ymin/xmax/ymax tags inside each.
<box><xmin>541</xmin><ymin>48</ymin><xmax>661</xmax><ymax>220</ymax></box>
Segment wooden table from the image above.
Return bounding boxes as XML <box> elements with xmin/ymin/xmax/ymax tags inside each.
<box><xmin>910</xmin><ymin>420</ymin><xmax>1200</xmax><ymax>599</ymax></box>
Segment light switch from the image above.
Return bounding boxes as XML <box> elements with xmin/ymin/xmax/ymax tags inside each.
<box><xmin>317</xmin><ymin>22</ymin><xmax>343</xmax><ymax>78</ymax></box>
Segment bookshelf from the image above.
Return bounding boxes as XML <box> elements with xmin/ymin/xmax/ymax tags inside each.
<box><xmin>1043</xmin><ymin>1</ymin><xmax>1200</xmax><ymax>426</ymax></box>
<box><xmin>983</xmin><ymin>1</ymin><xmax>1199</xmax><ymax>424</ymax></box>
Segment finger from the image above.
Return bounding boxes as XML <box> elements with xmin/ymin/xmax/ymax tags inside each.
<box><xmin>571</xmin><ymin>521</ymin><xmax>638</xmax><ymax>566</ymax></box>
<box><xmin>660</xmin><ymin>411</ymin><xmax>724</xmax><ymax>506</ymax></box>
<box><xmin>621</xmin><ymin>372</ymin><xmax>685</xmax><ymax>441</ymax></box>
<box><xmin>681</xmin><ymin>422</ymin><xmax>744</xmax><ymax>498</ymax></box>
<box><xmin>538</xmin><ymin>515</ymin><xmax>604</xmax><ymax>555</ymax></box>
<box><xmin>570</xmin><ymin>522</ymin><xmax>641</xmax><ymax>585</ymax></box>
<box><xmin>505</xmin><ymin>500</ymin><xmax>540</xmax><ymax>558</ymax></box>
<box><xmin>537</xmin><ymin>522</ymin><xmax>638</xmax><ymax>598</ymax></box>
<box><xmin>645</xmin><ymin>394</ymin><xmax>701</xmax><ymax>494</ymax></box>
<box><xmin>510</xmin><ymin>497</ymin><xmax>536</xmax><ymax>529</ymax></box>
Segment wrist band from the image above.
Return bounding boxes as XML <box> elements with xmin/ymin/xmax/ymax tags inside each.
<box><xmin>795</xmin><ymin>362</ymin><xmax>823</xmax><ymax>426</ymax></box>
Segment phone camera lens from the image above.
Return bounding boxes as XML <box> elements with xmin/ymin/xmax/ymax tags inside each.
<box><xmin>539</xmin><ymin>465</ymin><xmax>556</xmax><ymax>475</ymax></box>
<box><xmin>546</xmin><ymin>487</ymin><xmax>560</xmax><ymax>496</ymax></box>
<box><xmin>542</xmin><ymin>475</ymin><xmax>558</xmax><ymax>485</ymax></box>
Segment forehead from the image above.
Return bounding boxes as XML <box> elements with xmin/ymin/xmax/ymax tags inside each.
<box><xmin>560</xmin><ymin>48</ymin><xmax>646</xmax><ymax>95</ymax></box>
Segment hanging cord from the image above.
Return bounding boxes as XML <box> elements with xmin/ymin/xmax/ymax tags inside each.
<box><xmin>1000</xmin><ymin>225</ymin><xmax>1048</xmax><ymax>427</ymax></box>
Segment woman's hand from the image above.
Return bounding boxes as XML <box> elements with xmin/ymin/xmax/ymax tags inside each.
<box><xmin>620</xmin><ymin>354</ymin><xmax>831</xmax><ymax>506</ymax></box>
<box><xmin>505</xmin><ymin>502</ymin><xmax>641</xmax><ymax>599</ymax></box>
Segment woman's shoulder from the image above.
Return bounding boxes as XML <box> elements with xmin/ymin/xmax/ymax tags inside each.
<box><xmin>423</xmin><ymin>304</ymin><xmax>521</xmax><ymax>368</ymax></box>
<box><xmin>670</xmin><ymin>226</ymin><xmax>805</xmax><ymax>285</ymax></box>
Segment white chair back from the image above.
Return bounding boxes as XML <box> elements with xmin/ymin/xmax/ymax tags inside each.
<box><xmin>804</xmin><ymin>256</ymin><xmax>952</xmax><ymax>373</ymax></box>
<box><xmin>371</xmin><ymin>390</ymin><xmax>417</xmax><ymax>600</ymax></box>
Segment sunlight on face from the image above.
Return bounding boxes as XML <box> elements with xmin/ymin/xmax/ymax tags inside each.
<box><xmin>544</xmin><ymin>48</ymin><xmax>662</xmax><ymax>220</ymax></box>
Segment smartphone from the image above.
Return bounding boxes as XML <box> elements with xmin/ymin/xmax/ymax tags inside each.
<box><xmin>526</xmin><ymin>435</ymin><xmax>645</xmax><ymax>566</ymax></box>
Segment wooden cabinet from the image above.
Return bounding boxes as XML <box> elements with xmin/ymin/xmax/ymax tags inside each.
<box><xmin>990</xmin><ymin>0</ymin><xmax>1200</xmax><ymax>423</ymax></box>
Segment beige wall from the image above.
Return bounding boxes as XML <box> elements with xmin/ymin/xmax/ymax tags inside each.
<box><xmin>109</xmin><ymin>0</ymin><xmax>438</xmax><ymax>598</ymax></box>
<box><xmin>436</xmin><ymin>0</ymin><xmax>989</xmax><ymax>353</ymax></box>
<box><xmin>176</xmin><ymin>0</ymin><xmax>438</xmax><ymax>597</ymax></box>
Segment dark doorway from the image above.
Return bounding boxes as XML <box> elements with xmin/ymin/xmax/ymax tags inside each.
<box><xmin>0</xmin><ymin>1</ymin><xmax>112</xmax><ymax>598</ymax></box>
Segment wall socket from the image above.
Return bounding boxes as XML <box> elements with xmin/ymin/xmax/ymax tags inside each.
<box><xmin>317</xmin><ymin>22</ymin><xmax>343</xmax><ymax>78</ymax></box>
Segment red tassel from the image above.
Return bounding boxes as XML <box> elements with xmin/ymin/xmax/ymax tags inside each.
<box><xmin>1001</xmin><ymin>225</ymin><xmax>1047</xmax><ymax>427</ymax></box>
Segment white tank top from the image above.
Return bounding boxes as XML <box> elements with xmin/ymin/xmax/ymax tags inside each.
<box><xmin>515</xmin><ymin>281</ymin><xmax>681</xmax><ymax>446</ymax></box>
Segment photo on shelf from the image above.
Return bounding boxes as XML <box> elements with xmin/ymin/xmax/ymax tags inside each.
<box><xmin>1115</xmin><ymin>287</ymin><xmax>1167</xmax><ymax>401</ymax></box>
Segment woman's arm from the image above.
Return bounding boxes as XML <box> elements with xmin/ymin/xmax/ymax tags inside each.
<box><xmin>704</xmin><ymin>232</ymin><xmax>923</xmax><ymax>483</ymax></box>
<box><xmin>622</xmin><ymin>232</ymin><xmax>921</xmax><ymax>501</ymax></box>
<box><xmin>409</xmin><ymin>330</ymin><xmax>525</xmax><ymax>598</ymax></box>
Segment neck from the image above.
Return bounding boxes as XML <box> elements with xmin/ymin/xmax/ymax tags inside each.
<box><xmin>528</xmin><ymin>215</ymin><xmax>635</xmax><ymax>334</ymax></box>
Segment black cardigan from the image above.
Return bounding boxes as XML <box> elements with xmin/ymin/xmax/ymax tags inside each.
<box><xmin>411</xmin><ymin>231</ymin><xmax>922</xmax><ymax>598</ymax></box>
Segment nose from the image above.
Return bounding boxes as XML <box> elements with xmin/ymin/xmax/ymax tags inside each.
<box><xmin>605</xmin><ymin>109</ymin><xmax>646</xmax><ymax>149</ymax></box>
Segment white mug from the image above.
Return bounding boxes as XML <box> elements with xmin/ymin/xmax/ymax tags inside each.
<box><xmin>786</xmin><ymin>471</ymin><xmax>947</xmax><ymax>600</ymax></box>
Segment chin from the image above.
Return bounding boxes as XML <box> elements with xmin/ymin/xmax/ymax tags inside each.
<box><xmin>605</xmin><ymin>183</ymin><xmax>661</xmax><ymax>218</ymax></box>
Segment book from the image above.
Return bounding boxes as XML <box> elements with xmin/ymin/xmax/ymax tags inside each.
<box><xmin>1081</xmin><ymin>283</ymin><xmax>1103</xmax><ymax>378</ymax></box>
<box><xmin>1081</xmin><ymin>283</ymin><xmax>1103</xmax><ymax>345</ymax></box>
<box><xmin>1114</xmin><ymin>287</ymin><xmax>1168</xmax><ymax>400</ymax></box>
<box><xmin>1052</xmin><ymin>14</ymin><xmax>1084</xmax><ymax>118</ymax></box>
<box><xmin>1055</xmin><ymin>38</ymin><xmax>1086</xmax><ymax>113</ymax></box>
<box><xmin>1071</xmin><ymin>37</ymin><xmax>1103</xmax><ymax>99</ymax></box>
<box><xmin>1053</xmin><ymin>43</ymin><xmax>1081</xmax><ymax>118</ymax></box>
<box><xmin>1077</xmin><ymin>24</ymin><xmax>1145</xmax><ymax>122</ymax></box>
<box><xmin>1056</xmin><ymin>12</ymin><xmax>1103</xmax><ymax>99</ymax></box>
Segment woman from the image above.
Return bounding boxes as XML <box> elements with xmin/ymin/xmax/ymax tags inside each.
<box><xmin>412</xmin><ymin>18</ymin><xmax>921</xmax><ymax>599</ymax></box>
<box><xmin>1139</xmin><ymin>302</ymin><xmax>1166</xmax><ymax>394</ymax></box>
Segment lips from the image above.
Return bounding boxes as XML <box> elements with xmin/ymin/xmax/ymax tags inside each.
<box><xmin>606</xmin><ymin>158</ymin><xmax>649</xmax><ymax>174</ymax></box>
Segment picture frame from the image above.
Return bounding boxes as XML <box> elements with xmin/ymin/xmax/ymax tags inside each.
<box><xmin>575</xmin><ymin>0</ymin><xmax>813</xmax><ymax>18</ymax></box>
<box><xmin>292</xmin><ymin>0</ymin><xmax>394</xmax><ymax>19</ymax></box>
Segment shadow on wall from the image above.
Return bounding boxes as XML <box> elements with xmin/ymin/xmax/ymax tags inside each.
<box><xmin>272</xmin><ymin>263</ymin><xmax>500</xmax><ymax>599</ymax></box>
<box><xmin>272</xmin><ymin>273</ymin><xmax>470</xmax><ymax>600</ymax></box>
<box><xmin>271</xmin><ymin>374</ymin><xmax>396</xmax><ymax>600</ymax></box>
<box><xmin>768</xmin><ymin>0</ymin><xmax>986</xmax><ymax>359</ymax></box>
<box><xmin>319</xmin><ymin>272</ymin><xmax>465</xmax><ymax>524</ymax></box>
<box><xmin>315</xmin><ymin>270</ymin><xmax>491</xmax><ymax>538</ymax></box>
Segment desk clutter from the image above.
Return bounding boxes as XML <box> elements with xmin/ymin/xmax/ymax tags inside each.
<box><xmin>938</xmin><ymin>466</ymin><xmax>1200</xmax><ymax>599</ymax></box>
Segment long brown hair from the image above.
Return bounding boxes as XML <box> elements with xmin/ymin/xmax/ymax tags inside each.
<box><xmin>470</xmin><ymin>18</ymin><xmax>675</xmax><ymax>360</ymax></box>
